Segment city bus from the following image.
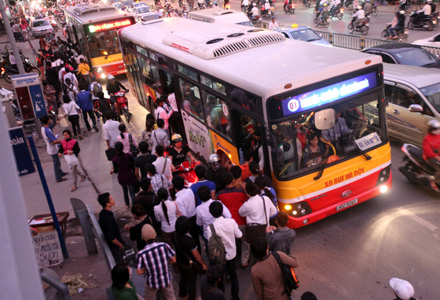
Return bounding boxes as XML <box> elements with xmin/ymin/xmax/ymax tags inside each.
<box><xmin>119</xmin><ymin>18</ymin><xmax>392</xmax><ymax>228</ymax></box>
<box><xmin>64</xmin><ymin>4</ymin><xmax>135</xmax><ymax>79</ymax></box>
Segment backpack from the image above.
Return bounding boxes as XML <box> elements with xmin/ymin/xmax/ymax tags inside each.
<box><xmin>272</xmin><ymin>252</ymin><xmax>299</xmax><ymax>294</ymax></box>
<box><xmin>92</xmin><ymin>82</ymin><xmax>102</xmax><ymax>97</ymax></box>
<box><xmin>208</xmin><ymin>223</ymin><xmax>226</xmax><ymax>265</ymax></box>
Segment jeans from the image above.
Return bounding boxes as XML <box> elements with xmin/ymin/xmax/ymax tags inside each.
<box><xmin>82</xmin><ymin>109</ymin><xmax>96</xmax><ymax>130</ymax></box>
<box><xmin>218</xmin><ymin>256</ymin><xmax>240</xmax><ymax>300</ymax></box>
<box><xmin>389</xmin><ymin>25</ymin><xmax>402</xmax><ymax>37</ymax></box>
<box><xmin>144</xmin><ymin>282</ymin><xmax>176</xmax><ymax>300</ymax></box>
<box><xmin>121</xmin><ymin>184</ymin><xmax>136</xmax><ymax>207</ymax></box>
<box><xmin>68</xmin><ymin>115</ymin><xmax>81</xmax><ymax>136</ymax></box>
<box><xmin>51</xmin><ymin>154</ymin><xmax>64</xmax><ymax>181</ymax></box>
<box><xmin>72</xmin><ymin>164</ymin><xmax>84</xmax><ymax>187</ymax></box>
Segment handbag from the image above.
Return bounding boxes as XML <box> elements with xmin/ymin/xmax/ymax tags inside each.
<box><xmin>246</xmin><ymin>196</ymin><xmax>268</xmax><ymax>243</ymax></box>
<box><xmin>129</xmin><ymin>134</ymin><xmax>139</xmax><ymax>156</ymax></box>
<box><xmin>64</xmin><ymin>154</ymin><xmax>79</xmax><ymax>168</ymax></box>
<box><xmin>105</xmin><ymin>148</ymin><xmax>117</xmax><ymax>161</ymax></box>
<box><xmin>174</xmin><ymin>234</ymin><xmax>205</xmax><ymax>275</ymax></box>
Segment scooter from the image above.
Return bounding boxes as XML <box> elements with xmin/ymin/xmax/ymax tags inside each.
<box><xmin>329</xmin><ymin>5</ymin><xmax>343</xmax><ymax>20</ymax></box>
<box><xmin>381</xmin><ymin>24</ymin><xmax>408</xmax><ymax>41</ymax></box>
<box><xmin>284</xmin><ymin>0</ymin><xmax>295</xmax><ymax>14</ymax></box>
<box><xmin>174</xmin><ymin>161</ymin><xmax>201</xmax><ymax>187</ymax></box>
<box><xmin>261</xmin><ymin>6</ymin><xmax>274</xmax><ymax>19</ymax></box>
<box><xmin>0</xmin><ymin>57</ymin><xmax>41</xmax><ymax>83</ymax></box>
<box><xmin>347</xmin><ymin>16</ymin><xmax>370</xmax><ymax>35</ymax></box>
<box><xmin>313</xmin><ymin>11</ymin><xmax>330</xmax><ymax>28</ymax></box>
<box><xmin>399</xmin><ymin>143</ymin><xmax>440</xmax><ymax>193</ymax></box>
<box><xmin>115</xmin><ymin>90</ymin><xmax>131</xmax><ymax>123</ymax></box>
<box><xmin>408</xmin><ymin>11</ymin><xmax>436</xmax><ymax>31</ymax></box>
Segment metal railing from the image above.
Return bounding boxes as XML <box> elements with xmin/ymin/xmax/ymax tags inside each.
<box><xmin>314</xmin><ymin>30</ymin><xmax>440</xmax><ymax>56</ymax></box>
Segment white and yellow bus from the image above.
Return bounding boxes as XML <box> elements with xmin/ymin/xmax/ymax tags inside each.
<box><xmin>119</xmin><ymin>18</ymin><xmax>391</xmax><ymax>228</ymax></box>
<box><xmin>64</xmin><ymin>4</ymin><xmax>135</xmax><ymax>79</ymax></box>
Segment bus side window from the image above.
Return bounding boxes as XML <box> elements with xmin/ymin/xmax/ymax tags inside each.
<box><xmin>179</xmin><ymin>78</ymin><xmax>204</xmax><ymax>120</ymax></box>
<box><xmin>139</xmin><ymin>57</ymin><xmax>152</xmax><ymax>79</ymax></box>
<box><xmin>206</xmin><ymin>98</ymin><xmax>232</xmax><ymax>139</ymax></box>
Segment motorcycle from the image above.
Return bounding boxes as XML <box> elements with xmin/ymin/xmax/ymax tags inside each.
<box><xmin>1</xmin><ymin>57</ymin><xmax>41</xmax><ymax>83</ymax></box>
<box><xmin>261</xmin><ymin>6</ymin><xmax>274</xmax><ymax>20</ymax></box>
<box><xmin>432</xmin><ymin>12</ymin><xmax>439</xmax><ymax>27</ymax></box>
<box><xmin>329</xmin><ymin>5</ymin><xmax>343</xmax><ymax>20</ymax></box>
<box><xmin>399</xmin><ymin>143</ymin><xmax>440</xmax><ymax>193</ymax></box>
<box><xmin>408</xmin><ymin>11</ymin><xmax>436</xmax><ymax>31</ymax></box>
<box><xmin>302</xmin><ymin>0</ymin><xmax>311</xmax><ymax>8</ymax></box>
<box><xmin>313</xmin><ymin>11</ymin><xmax>330</xmax><ymax>28</ymax></box>
<box><xmin>115</xmin><ymin>90</ymin><xmax>131</xmax><ymax>123</ymax></box>
<box><xmin>284</xmin><ymin>1</ymin><xmax>295</xmax><ymax>14</ymax></box>
<box><xmin>381</xmin><ymin>24</ymin><xmax>408</xmax><ymax>41</ymax></box>
<box><xmin>347</xmin><ymin>16</ymin><xmax>370</xmax><ymax>35</ymax></box>
<box><xmin>174</xmin><ymin>161</ymin><xmax>201</xmax><ymax>187</ymax></box>
<box><xmin>47</xmin><ymin>104</ymin><xmax>58</xmax><ymax>128</ymax></box>
<box><xmin>248</xmin><ymin>13</ymin><xmax>262</xmax><ymax>26</ymax></box>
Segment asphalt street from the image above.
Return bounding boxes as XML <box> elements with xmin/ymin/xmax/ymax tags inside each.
<box><xmin>10</xmin><ymin>4</ymin><xmax>440</xmax><ymax>299</ymax></box>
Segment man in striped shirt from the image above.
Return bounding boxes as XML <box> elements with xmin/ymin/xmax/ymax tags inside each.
<box><xmin>136</xmin><ymin>224</ymin><xmax>177</xmax><ymax>300</ymax></box>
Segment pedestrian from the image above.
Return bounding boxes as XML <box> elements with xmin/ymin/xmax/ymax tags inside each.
<box><xmin>89</xmin><ymin>75</ymin><xmax>103</xmax><ymax>120</ymax></box>
<box><xmin>155</xmin><ymin>97</ymin><xmax>173</xmax><ymax>131</ymax></box>
<box><xmin>154</xmin><ymin>187</ymin><xmax>178</xmax><ymax>248</ymax></box>
<box><xmin>76</xmin><ymin>83</ymin><xmax>99</xmax><ymax>132</ymax></box>
<box><xmin>111</xmin><ymin>263</ymin><xmax>138</xmax><ymax>300</ymax></box>
<box><xmin>124</xmin><ymin>204</ymin><xmax>156</xmax><ymax>252</ymax></box>
<box><xmin>63</xmin><ymin>77</ymin><xmax>78</xmax><ymax>103</ymax></box>
<box><xmin>250</xmin><ymin>237</ymin><xmax>299</xmax><ymax>300</ymax></box>
<box><xmin>266</xmin><ymin>211</ymin><xmax>296</xmax><ymax>255</ymax></box>
<box><xmin>134</xmin><ymin>141</ymin><xmax>157</xmax><ymax>180</ymax></box>
<box><xmin>173</xmin><ymin>175</ymin><xmax>200</xmax><ymax>251</ymax></box>
<box><xmin>111</xmin><ymin>142</ymin><xmax>138</xmax><ymax>208</ymax></box>
<box><xmin>239</xmin><ymin>181</ymin><xmax>277</xmax><ymax>244</ymax></box>
<box><xmin>174</xmin><ymin>216</ymin><xmax>208</xmax><ymax>300</ymax></box>
<box><xmin>205</xmin><ymin>201</ymin><xmax>242</xmax><ymax>300</ymax></box>
<box><xmin>40</xmin><ymin>115</ymin><xmax>68</xmax><ymax>182</ymax></box>
<box><xmin>196</xmin><ymin>186</ymin><xmax>231</xmax><ymax>239</ymax></box>
<box><xmin>96</xmin><ymin>92</ymin><xmax>114</xmax><ymax>121</ymax></box>
<box><xmin>200</xmin><ymin>265</ymin><xmax>227</xmax><ymax>300</ymax></box>
<box><xmin>145</xmin><ymin>163</ymin><xmax>172</xmax><ymax>196</ymax></box>
<box><xmin>102</xmin><ymin>112</ymin><xmax>120</xmax><ymax>150</ymax></box>
<box><xmin>43</xmin><ymin>80</ymin><xmax>58</xmax><ymax>115</ymax></box>
<box><xmin>301</xmin><ymin>292</ymin><xmax>318</xmax><ymax>300</ymax></box>
<box><xmin>230</xmin><ymin>165</ymin><xmax>244</xmax><ymax>189</ymax></box>
<box><xmin>217</xmin><ymin>172</ymin><xmax>249</xmax><ymax>268</ymax></box>
<box><xmin>205</xmin><ymin>154</ymin><xmax>228</xmax><ymax>193</ymax></box>
<box><xmin>191</xmin><ymin>165</ymin><xmax>216</xmax><ymax>206</ymax></box>
<box><xmin>136</xmin><ymin>224</ymin><xmax>177</xmax><ymax>300</ymax></box>
<box><xmin>77</xmin><ymin>57</ymin><xmax>91</xmax><ymax>85</ymax></box>
<box><xmin>117</xmin><ymin>123</ymin><xmax>138</xmax><ymax>157</ymax></box>
<box><xmin>153</xmin><ymin>145</ymin><xmax>174</xmax><ymax>180</ymax></box>
<box><xmin>141</xmin><ymin>113</ymin><xmax>156</xmax><ymax>152</ymax></box>
<box><xmin>134</xmin><ymin>177</ymin><xmax>161</xmax><ymax>234</ymax></box>
<box><xmin>151</xmin><ymin>118</ymin><xmax>170</xmax><ymax>155</ymax></box>
<box><xmin>240</xmin><ymin>149</ymin><xmax>253</xmax><ymax>181</ymax></box>
<box><xmin>98</xmin><ymin>193</ymin><xmax>126</xmax><ymax>263</ymax></box>
<box><xmin>58</xmin><ymin>129</ymin><xmax>85</xmax><ymax>192</ymax></box>
<box><xmin>63</xmin><ymin>68</ymin><xmax>79</xmax><ymax>89</ymax></box>
<box><xmin>62</xmin><ymin>94</ymin><xmax>83</xmax><ymax>139</ymax></box>
<box><xmin>245</xmin><ymin>161</ymin><xmax>273</xmax><ymax>187</ymax></box>
<box><xmin>45</xmin><ymin>61</ymin><xmax>61</xmax><ymax>106</ymax></box>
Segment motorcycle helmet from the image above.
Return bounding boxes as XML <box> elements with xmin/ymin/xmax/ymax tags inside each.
<box><xmin>171</xmin><ymin>133</ymin><xmax>183</xmax><ymax>143</ymax></box>
<box><xmin>107</xmin><ymin>74</ymin><xmax>115</xmax><ymax>80</ymax></box>
<box><xmin>323</xmin><ymin>3</ymin><xmax>327</xmax><ymax>6</ymax></box>
<box><xmin>357</xmin><ymin>5</ymin><xmax>362</xmax><ymax>9</ymax></box>
<box><xmin>389</xmin><ymin>278</ymin><xmax>414</xmax><ymax>300</ymax></box>
<box><xmin>208</xmin><ymin>154</ymin><xmax>221</xmax><ymax>170</ymax></box>
<box><xmin>253</xmin><ymin>2</ymin><xmax>256</xmax><ymax>6</ymax></box>
<box><xmin>428</xmin><ymin>120</ymin><xmax>440</xmax><ymax>130</ymax></box>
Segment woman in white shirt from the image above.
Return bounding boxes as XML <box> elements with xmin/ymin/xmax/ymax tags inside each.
<box><xmin>154</xmin><ymin>188</ymin><xmax>179</xmax><ymax>248</ymax></box>
<box><xmin>62</xmin><ymin>94</ymin><xmax>83</xmax><ymax>139</ymax></box>
<box><xmin>117</xmin><ymin>123</ymin><xmax>138</xmax><ymax>157</ymax></box>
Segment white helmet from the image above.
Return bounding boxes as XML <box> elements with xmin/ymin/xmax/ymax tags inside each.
<box><xmin>107</xmin><ymin>74</ymin><xmax>115</xmax><ymax>80</ymax></box>
<box><xmin>357</xmin><ymin>5</ymin><xmax>362</xmax><ymax>9</ymax></box>
<box><xmin>428</xmin><ymin>119</ymin><xmax>440</xmax><ymax>129</ymax></box>
<box><xmin>253</xmin><ymin>3</ymin><xmax>256</xmax><ymax>6</ymax></box>
<box><xmin>208</xmin><ymin>153</ymin><xmax>220</xmax><ymax>164</ymax></box>
<box><xmin>389</xmin><ymin>278</ymin><xmax>414</xmax><ymax>300</ymax></box>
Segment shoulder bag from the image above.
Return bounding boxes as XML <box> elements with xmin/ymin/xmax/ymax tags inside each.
<box><xmin>173</xmin><ymin>234</ymin><xmax>205</xmax><ymax>275</ymax></box>
<box><xmin>129</xmin><ymin>134</ymin><xmax>139</xmax><ymax>156</ymax></box>
<box><xmin>246</xmin><ymin>196</ymin><xmax>268</xmax><ymax>243</ymax></box>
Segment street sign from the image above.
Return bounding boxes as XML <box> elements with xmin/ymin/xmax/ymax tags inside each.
<box><xmin>8</xmin><ymin>127</ymin><xmax>35</xmax><ymax>176</ymax></box>
<box><xmin>11</xmin><ymin>73</ymin><xmax>47</xmax><ymax>121</ymax></box>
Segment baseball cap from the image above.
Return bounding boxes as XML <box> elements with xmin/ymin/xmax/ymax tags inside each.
<box><xmin>389</xmin><ymin>278</ymin><xmax>414</xmax><ymax>300</ymax></box>
<box><xmin>141</xmin><ymin>224</ymin><xmax>157</xmax><ymax>242</ymax></box>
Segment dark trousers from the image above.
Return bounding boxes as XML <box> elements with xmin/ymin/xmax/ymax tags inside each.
<box><xmin>68</xmin><ymin>114</ymin><xmax>81</xmax><ymax>136</ymax></box>
<box><xmin>82</xmin><ymin>109</ymin><xmax>96</xmax><ymax>130</ymax></box>
<box><xmin>178</xmin><ymin>265</ymin><xmax>197</xmax><ymax>299</ymax></box>
<box><xmin>218</xmin><ymin>256</ymin><xmax>239</xmax><ymax>300</ymax></box>
<box><xmin>51</xmin><ymin>154</ymin><xmax>64</xmax><ymax>181</ymax></box>
<box><xmin>121</xmin><ymin>184</ymin><xmax>136</xmax><ymax>207</ymax></box>
<box><xmin>189</xmin><ymin>216</ymin><xmax>201</xmax><ymax>253</ymax></box>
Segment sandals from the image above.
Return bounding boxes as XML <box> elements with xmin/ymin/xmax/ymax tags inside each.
<box><xmin>71</xmin><ymin>186</ymin><xmax>77</xmax><ymax>192</ymax></box>
<box><xmin>80</xmin><ymin>175</ymin><xmax>86</xmax><ymax>182</ymax></box>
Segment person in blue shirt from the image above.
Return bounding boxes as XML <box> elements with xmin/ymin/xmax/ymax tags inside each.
<box><xmin>76</xmin><ymin>83</ymin><xmax>99</xmax><ymax>132</ymax></box>
<box><xmin>190</xmin><ymin>165</ymin><xmax>216</xmax><ymax>206</ymax></box>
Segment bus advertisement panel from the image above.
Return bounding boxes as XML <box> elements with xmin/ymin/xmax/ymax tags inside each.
<box><xmin>119</xmin><ymin>18</ymin><xmax>391</xmax><ymax>228</ymax></box>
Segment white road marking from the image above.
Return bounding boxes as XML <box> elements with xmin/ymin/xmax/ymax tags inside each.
<box><xmin>400</xmin><ymin>208</ymin><xmax>438</xmax><ymax>232</ymax></box>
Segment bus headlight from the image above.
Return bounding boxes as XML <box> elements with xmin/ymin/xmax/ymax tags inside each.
<box><xmin>281</xmin><ymin>201</ymin><xmax>312</xmax><ymax>217</ymax></box>
<box><xmin>376</xmin><ymin>165</ymin><xmax>391</xmax><ymax>185</ymax></box>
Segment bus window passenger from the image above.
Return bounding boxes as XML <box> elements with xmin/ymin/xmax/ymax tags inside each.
<box><xmin>302</xmin><ymin>133</ymin><xmax>329</xmax><ymax>168</ymax></box>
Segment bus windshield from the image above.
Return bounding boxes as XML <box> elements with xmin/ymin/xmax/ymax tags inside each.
<box><xmin>86</xmin><ymin>29</ymin><xmax>121</xmax><ymax>58</ymax></box>
<box><xmin>269</xmin><ymin>98</ymin><xmax>386</xmax><ymax>180</ymax></box>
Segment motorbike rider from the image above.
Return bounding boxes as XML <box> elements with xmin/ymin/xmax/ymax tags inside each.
<box><xmin>415</xmin><ymin>0</ymin><xmax>432</xmax><ymax>24</ymax></box>
<box><xmin>422</xmin><ymin>120</ymin><xmax>440</xmax><ymax>191</ymax></box>
<box><xmin>169</xmin><ymin>134</ymin><xmax>196</xmax><ymax>166</ymax></box>
<box><xmin>106</xmin><ymin>74</ymin><xmax>128</xmax><ymax>107</ymax></box>
<box><xmin>387</xmin><ymin>11</ymin><xmax>406</xmax><ymax>39</ymax></box>
<box><xmin>399</xmin><ymin>0</ymin><xmax>409</xmax><ymax>11</ymax></box>
<box><xmin>330</xmin><ymin>0</ymin><xmax>341</xmax><ymax>16</ymax></box>
<box><xmin>251</xmin><ymin>3</ymin><xmax>260</xmax><ymax>18</ymax></box>
<box><xmin>363</xmin><ymin>0</ymin><xmax>373</xmax><ymax>15</ymax></box>
<box><xmin>264</xmin><ymin>0</ymin><xmax>271</xmax><ymax>12</ymax></box>
<box><xmin>351</xmin><ymin>5</ymin><xmax>366</xmax><ymax>28</ymax></box>
<box><xmin>317</xmin><ymin>3</ymin><xmax>329</xmax><ymax>24</ymax></box>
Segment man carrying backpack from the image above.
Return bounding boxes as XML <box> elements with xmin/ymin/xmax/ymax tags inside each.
<box><xmin>89</xmin><ymin>75</ymin><xmax>102</xmax><ymax>120</ymax></box>
<box><xmin>206</xmin><ymin>201</ymin><xmax>242</xmax><ymax>300</ymax></box>
<box><xmin>250</xmin><ymin>238</ymin><xmax>299</xmax><ymax>300</ymax></box>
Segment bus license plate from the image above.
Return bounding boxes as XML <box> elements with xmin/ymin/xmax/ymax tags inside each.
<box><xmin>336</xmin><ymin>199</ymin><xmax>358</xmax><ymax>211</ymax></box>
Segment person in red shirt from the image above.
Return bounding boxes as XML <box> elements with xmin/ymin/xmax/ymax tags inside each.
<box><xmin>240</xmin><ymin>149</ymin><xmax>253</xmax><ymax>181</ymax></box>
<box><xmin>217</xmin><ymin>172</ymin><xmax>249</xmax><ymax>268</ymax></box>
<box><xmin>422</xmin><ymin>120</ymin><xmax>440</xmax><ymax>191</ymax></box>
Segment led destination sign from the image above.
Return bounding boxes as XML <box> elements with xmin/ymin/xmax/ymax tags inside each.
<box><xmin>88</xmin><ymin>19</ymin><xmax>133</xmax><ymax>33</ymax></box>
<box><xmin>282</xmin><ymin>72</ymin><xmax>377</xmax><ymax>117</ymax></box>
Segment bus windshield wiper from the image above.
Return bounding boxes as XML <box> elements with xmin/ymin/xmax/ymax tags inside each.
<box><xmin>355</xmin><ymin>144</ymin><xmax>372</xmax><ymax>160</ymax></box>
<box><xmin>314</xmin><ymin>156</ymin><xmax>329</xmax><ymax>181</ymax></box>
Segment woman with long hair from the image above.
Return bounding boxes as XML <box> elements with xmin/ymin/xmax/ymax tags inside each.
<box><xmin>58</xmin><ymin>129</ymin><xmax>85</xmax><ymax>192</ymax></box>
<box><xmin>174</xmin><ymin>216</ymin><xmax>208</xmax><ymax>300</ymax></box>
<box><xmin>141</xmin><ymin>113</ymin><xmax>156</xmax><ymax>152</ymax></box>
<box><xmin>111</xmin><ymin>142</ymin><xmax>138</xmax><ymax>208</ymax></box>
<box><xmin>117</xmin><ymin>123</ymin><xmax>138</xmax><ymax>157</ymax></box>
<box><xmin>62</xmin><ymin>94</ymin><xmax>82</xmax><ymax>139</ymax></box>
<box><xmin>153</xmin><ymin>188</ymin><xmax>178</xmax><ymax>248</ymax></box>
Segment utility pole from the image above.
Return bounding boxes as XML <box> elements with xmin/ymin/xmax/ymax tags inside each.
<box><xmin>0</xmin><ymin>0</ymin><xmax>25</xmax><ymax>73</ymax></box>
